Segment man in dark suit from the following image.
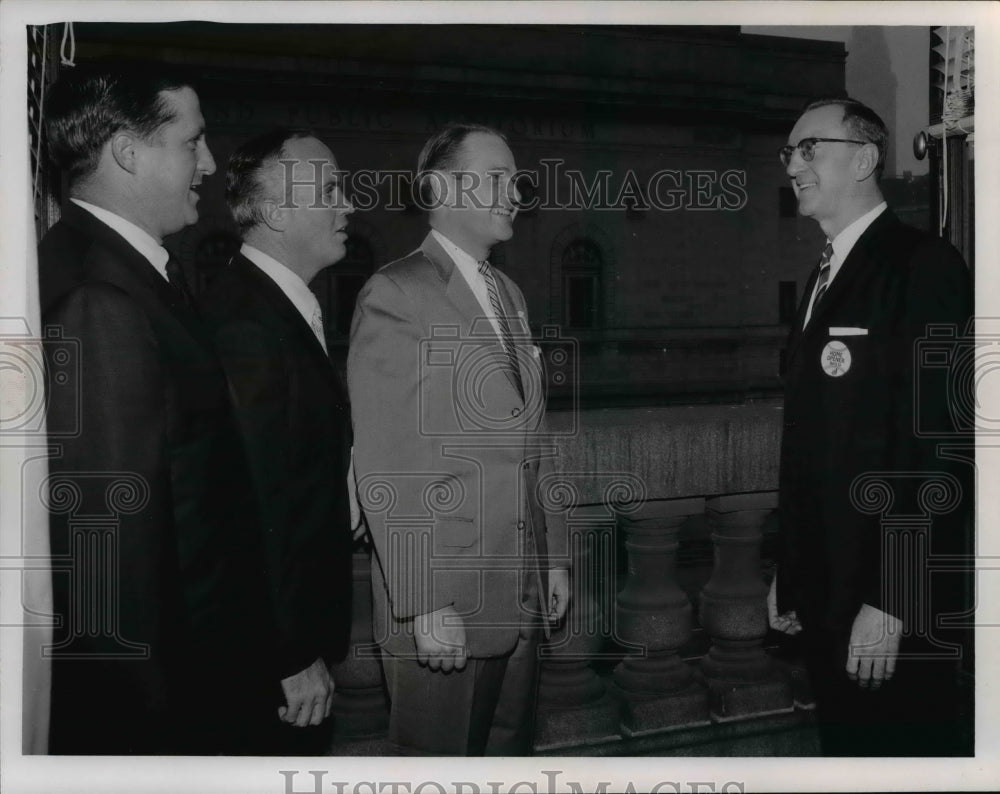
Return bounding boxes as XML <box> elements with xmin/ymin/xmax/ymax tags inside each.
<box><xmin>769</xmin><ymin>98</ymin><xmax>973</xmax><ymax>755</ymax></box>
<box><xmin>39</xmin><ymin>62</ymin><xmax>279</xmax><ymax>754</ymax></box>
<box><xmin>200</xmin><ymin>129</ymin><xmax>356</xmax><ymax>754</ymax></box>
<box><xmin>348</xmin><ymin>124</ymin><xmax>570</xmax><ymax>755</ymax></box>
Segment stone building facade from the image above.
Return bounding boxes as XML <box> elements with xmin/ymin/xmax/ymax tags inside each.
<box><xmin>59</xmin><ymin>22</ymin><xmax>844</xmax><ymax>405</ymax></box>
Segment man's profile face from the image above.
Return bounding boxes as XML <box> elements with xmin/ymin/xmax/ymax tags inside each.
<box><xmin>446</xmin><ymin>132</ymin><xmax>520</xmax><ymax>252</ymax></box>
<box><xmin>785</xmin><ymin>104</ymin><xmax>863</xmax><ymax>233</ymax></box>
<box><xmin>133</xmin><ymin>86</ymin><xmax>216</xmax><ymax>239</ymax></box>
<box><xmin>279</xmin><ymin>136</ymin><xmax>354</xmax><ymax>272</ymax></box>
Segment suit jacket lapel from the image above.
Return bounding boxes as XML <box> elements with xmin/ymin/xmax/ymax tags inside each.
<box><xmin>61</xmin><ymin>203</ymin><xmax>209</xmax><ymax>343</ymax></box>
<box><xmin>233</xmin><ymin>253</ymin><xmax>334</xmax><ymax>371</ymax></box>
<box><xmin>807</xmin><ymin>210</ymin><xmax>898</xmax><ymax>332</ymax></box>
<box><xmin>788</xmin><ymin>210</ymin><xmax>898</xmax><ymax>363</ymax></box>
<box><xmin>421</xmin><ymin>234</ymin><xmax>485</xmax><ymax>326</ymax></box>
<box><xmin>420</xmin><ymin>233</ymin><xmax>525</xmax><ymax>401</ymax></box>
<box><xmin>786</xmin><ymin>262</ymin><xmax>821</xmax><ymax>363</ymax></box>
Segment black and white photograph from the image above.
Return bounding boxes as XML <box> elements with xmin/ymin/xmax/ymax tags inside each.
<box><xmin>1</xmin><ymin>1</ymin><xmax>997</xmax><ymax>792</ymax></box>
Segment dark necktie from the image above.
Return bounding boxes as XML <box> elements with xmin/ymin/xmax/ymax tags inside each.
<box><xmin>478</xmin><ymin>260</ymin><xmax>524</xmax><ymax>398</ymax></box>
<box><xmin>165</xmin><ymin>255</ymin><xmax>195</xmax><ymax>308</ymax></box>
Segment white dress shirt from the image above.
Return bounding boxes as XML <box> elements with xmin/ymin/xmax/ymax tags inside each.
<box><xmin>71</xmin><ymin>198</ymin><xmax>170</xmax><ymax>279</ymax></box>
<box><xmin>240</xmin><ymin>243</ymin><xmax>328</xmax><ymax>354</ymax></box>
<box><xmin>431</xmin><ymin>229</ymin><xmax>505</xmax><ymax>341</ymax></box>
<box><xmin>803</xmin><ymin>201</ymin><xmax>887</xmax><ymax>327</ymax></box>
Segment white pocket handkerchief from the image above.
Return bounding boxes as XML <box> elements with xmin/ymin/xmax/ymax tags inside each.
<box><xmin>828</xmin><ymin>326</ymin><xmax>868</xmax><ymax>336</ymax></box>
<box><xmin>530</xmin><ymin>344</ymin><xmax>541</xmax><ymax>359</ymax></box>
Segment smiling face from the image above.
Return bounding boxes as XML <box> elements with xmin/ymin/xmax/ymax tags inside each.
<box><xmin>132</xmin><ymin>86</ymin><xmax>216</xmax><ymax>240</ymax></box>
<box><xmin>785</xmin><ymin>104</ymin><xmax>870</xmax><ymax>239</ymax></box>
<box><xmin>438</xmin><ymin>131</ymin><xmax>520</xmax><ymax>260</ymax></box>
<box><xmin>277</xmin><ymin>136</ymin><xmax>354</xmax><ymax>278</ymax></box>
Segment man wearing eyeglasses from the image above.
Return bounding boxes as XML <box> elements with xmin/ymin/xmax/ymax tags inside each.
<box><xmin>769</xmin><ymin>98</ymin><xmax>973</xmax><ymax>755</ymax></box>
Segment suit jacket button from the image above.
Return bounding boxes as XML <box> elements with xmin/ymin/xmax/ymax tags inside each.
<box><xmin>516</xmin><ymin>520</ymin><xmax>525</xmax><ymax>530</ymax></box>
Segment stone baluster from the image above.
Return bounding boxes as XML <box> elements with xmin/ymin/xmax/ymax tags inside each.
<box><xmin>534</xmin><ymin>505</ymin><xmax>620</xmax><ymax>751</ymax></box>
<box><xmin>611</xmin><ymin>497</ymin><xmax>709</xmax><ymax>736</ymax></box>
<box><xmin>699</xmin><ymin>492</ymin><xmax>792</xmax><ymax>721</ymax></box>
<box><xmin>329</xmin><ymin>550</ymin><xmax>389</xmax><ymax>747</ymax></box>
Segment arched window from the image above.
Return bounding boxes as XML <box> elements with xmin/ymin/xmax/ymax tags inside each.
<box><xmin>561</xmin><ymin>238</ymin><xmax>603</xmax><ymax>329</ymax></box>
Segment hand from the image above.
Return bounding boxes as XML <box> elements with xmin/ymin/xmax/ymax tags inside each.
<box><xmin>348</xmin><ymin>447</ymin><xmax>365</xmax><ymax>541</ymax></box>
<box><xmin>278</xmin><ymin>657</ymin><xmax>333</xmax><ymax>727</ymax></box>
<box><xmin>548</xmin><ymin>567</ymin><xmax>571</xmax><ymax>623</ymax></box>
<box><xmin>414</xmin><ymin>605</ymin><xmax>467</xmax><ymax>673</ymax></box>
<box><xmin>846</xmin><ymin>603</ymin><xmax>902</xmax><ymax>689</ymax></box>
<box><xmin>767</xmin><ymin>574</ymin><xmax>802</xmax><ymax>635</ymax></box>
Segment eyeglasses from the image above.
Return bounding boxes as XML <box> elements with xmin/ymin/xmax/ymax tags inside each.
<box><xmin>779</xmin><ymin>137</ymin><xmax>869</xmax><ymax>167</ymax></box>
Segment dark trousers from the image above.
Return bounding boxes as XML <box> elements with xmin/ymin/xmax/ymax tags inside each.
<box><xmin>48</xmin><ymin>659</ymin><xmax>277</xmax><ymax>755</ymax></box>
<box><xmin>382</xmin><ymin>619</ymin><xmax>542</xmax><ymax>756</ymax></box>
<box><xmin>802</xmin><ymin>628</ymin><xmax>969</xmax><ymax>756</ymax></box>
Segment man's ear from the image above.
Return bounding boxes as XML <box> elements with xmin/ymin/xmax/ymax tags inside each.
<box><xmin>855</xmin><ymin>143</ymin><xmax>879</xmax><ymax>182</ymax></box>
<box><xmin>259</xmin><ymin>198</ymin><xmax>286</xmax><ymax>232</ymax></box>
<box><xmin>109</xmin><ymin>132</ymin><xmax>139</xmax><ymax>175</ymax></box>
<box><xmin>424</xmin><ymin>169</ymin><xmax>452</xmax><ymax>209</ymax></box>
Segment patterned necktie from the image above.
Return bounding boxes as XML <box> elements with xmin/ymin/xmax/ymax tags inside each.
<box><xmin>813</xmin><ymin>241</ymin><xmax>834</xmax><ymax>308</ymax></box>
<box><xmin>309</xmin><ymin>303</ymin><xmax>329</xmax><ymax>356</ymax></box>
<box><xmin>165</xmin><ymin>256</ymin><xmax>194</xmax><ymax>308</ymax></box>
<box><xmin>478</xmin><ymin>260</ymin><xmax>523</xmax><ymax>397</ymax></box>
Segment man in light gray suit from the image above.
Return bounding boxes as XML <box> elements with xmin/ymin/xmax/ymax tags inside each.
<box><xmin>348</xmin><ymin>123</ymin><xmax>569</xmax><ymax>755</ymax></box>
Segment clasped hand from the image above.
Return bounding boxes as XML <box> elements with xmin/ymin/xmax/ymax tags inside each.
<box><xmin>279</xmin><ymin>657</ymin><xmax>333</xmax><ymax>727</ymax></box>
<box><xmin>414</xmin><ymin>605</ymin><xmax>468</xmax><ymax>673</ymax></box>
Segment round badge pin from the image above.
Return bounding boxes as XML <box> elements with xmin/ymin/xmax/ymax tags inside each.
<box><xmin>821</xmin><ymin>340</ymin><xmax>851</xmax><ymax>377</ymax></box>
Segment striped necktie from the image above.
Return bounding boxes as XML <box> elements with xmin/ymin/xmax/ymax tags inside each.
<box><xmin>478</xmin><ymin>260</ymin><xmax>523</xmax><ymax>397</ymax></box>
<box><xmin>813</xmin><ymin>241</ymin><xmax>834</xmax><ymax>308</ymax></box>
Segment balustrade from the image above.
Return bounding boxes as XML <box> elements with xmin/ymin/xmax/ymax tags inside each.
<box><xmin>699</xmin><ymin>493</ymin><xmax>793</xmax><ymax>720</ymax></box>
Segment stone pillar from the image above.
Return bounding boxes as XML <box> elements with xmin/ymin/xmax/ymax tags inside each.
<box><xmin>699</xmin><ymin>492</ymin><xmax>792</xmax><ymax>721</ymax></box>
<box><xmin>610</xmin><ymin>497</ymin><xmax>710</xmax><ymax>736</ymax></box>
<box><xmin>535</xmin><ymin>505</ymin><xmax>620</xmax><ymax>751</ymax></box>
<box><xmin>329</xmin><ymin>550</ymin><xmax>389</xmax><ymax>743</ymax></box>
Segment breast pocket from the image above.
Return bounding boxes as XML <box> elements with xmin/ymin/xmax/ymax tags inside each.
<box><xmin>434</xmin><ymin>516</ymin><xmax>478</xmax><ymax>554</ymax></box>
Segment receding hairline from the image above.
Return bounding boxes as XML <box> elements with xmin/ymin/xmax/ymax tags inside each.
<box><xmin>457</xmin><ymin>130</ymin><xmax>510</xmax><ymax>167</ymax></box>
<box><xmin>794</xmin><ymin>102</ymin><xmax>850</xmax><ymax>130</ymax></box>
<box><xmin>256</xmin><ymin>134</ymin><xmax>339</xmax><ymax>200</ymax></box>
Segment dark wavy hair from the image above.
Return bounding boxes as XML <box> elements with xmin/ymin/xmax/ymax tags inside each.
<box><xmin>225</xmin><ymin>127</ymin><xmax>316</xmax><ymax>235</ymax></box>
<box><xmin>46</xmin><ymin>60</ymin><xmax>192</xmax><ymax>181</ymax></box>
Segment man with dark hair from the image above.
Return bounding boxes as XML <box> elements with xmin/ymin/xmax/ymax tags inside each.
<box><xmin>348</xmin><ymin>123</ymin><xmax>570</xmax><ymax>755</ymax></box>
<box><xmin>38</xmin><ymin>61</ymin><xmax>280</xmax><ymax>754</ymax></box>
<box><xmin>770</xmin><ymin>97</ymin><xmax>973</xmax><ymax>755</ymax></box>
<box><xmin>200</xmin><ymin>128</ymin><xmax>357</xmax><ymax>754</ymax></box>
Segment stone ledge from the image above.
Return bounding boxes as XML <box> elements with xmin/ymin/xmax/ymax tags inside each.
<box><xmin>549</xmin><ymin>404</ymin><xmax>783</xmax><ymax>503</ymax></box>
<box><xmin>707</xmin><ymin>491</ymin><xmax>780</xmax><ymax>513</ymax></box>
